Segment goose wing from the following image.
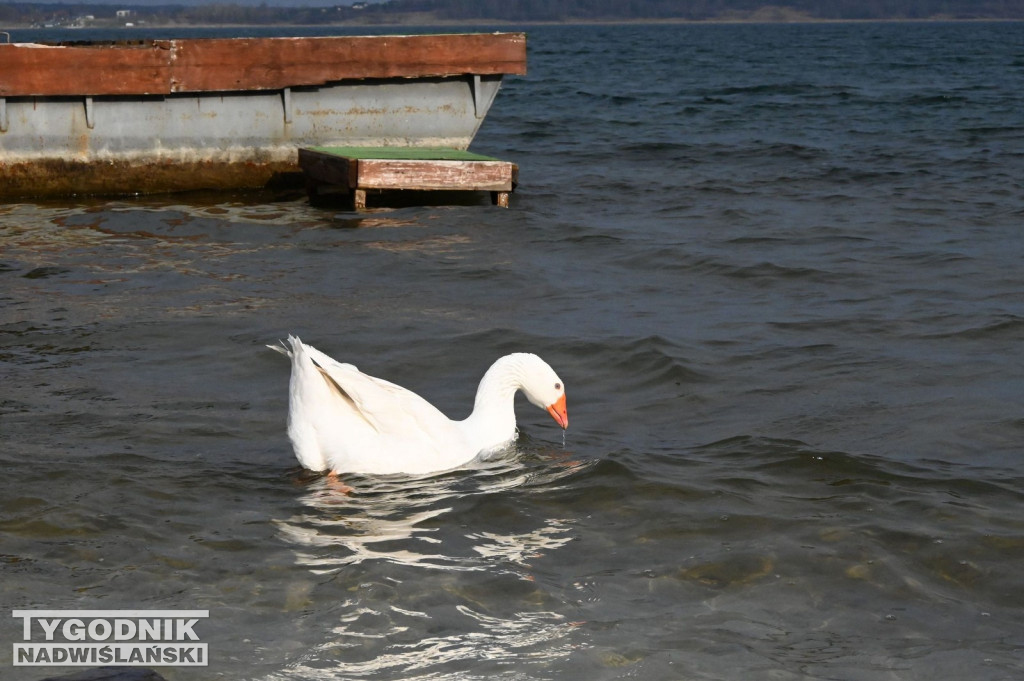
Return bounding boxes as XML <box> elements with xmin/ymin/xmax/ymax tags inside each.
<box><xmin>304</xmin><ymin>345</ymin><xmax>463</xmax><ymax>448</ymax></box>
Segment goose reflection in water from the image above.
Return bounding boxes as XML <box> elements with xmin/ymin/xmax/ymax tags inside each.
<box><xmin>274</xmin><ymin>450</ymin><xmax>591</xmax><ymax>575</ymax></box>
<box><xmin>268</xmin><ymin>451</ymin><xmax>592</xmax><ymax>680</ymax></box>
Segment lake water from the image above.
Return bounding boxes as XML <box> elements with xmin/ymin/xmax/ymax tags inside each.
<box><xmin>3</xmin><ymin>21</ymin><xmax>1024</xmax><ymax>681</ymax></box>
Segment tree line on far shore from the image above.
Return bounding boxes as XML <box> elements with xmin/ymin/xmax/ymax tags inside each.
<box><xmin>3</xmin><ymin>0</ymin><xmax>1022</xmax><ymax>29</ymax></box>
<box><xmin>389</xmin><ymin>0</ymin><xmax>1024</xmax><ymax>22</ymax></box>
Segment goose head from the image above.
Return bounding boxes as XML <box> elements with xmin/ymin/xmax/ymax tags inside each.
<box><xmin>466</xmin><ymin>353</ymin><xmax>569</xmax><ymax>454</ymax></box>
<box><xmin>514</xmin><ymin>354</ymin><xmax>569</xmax><ymax>430</ymax></box>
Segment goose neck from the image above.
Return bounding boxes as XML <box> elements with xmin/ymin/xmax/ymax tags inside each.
<box><xmin>474</xmin><ymin>357</ymin><xmax>524</xmax><ymax>412</ymax></box>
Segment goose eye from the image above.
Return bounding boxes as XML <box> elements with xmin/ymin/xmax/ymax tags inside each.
<box><xmin>554</xmin><ymin>382</ymin><xmax>562</xmax><ymax>391</ymax></box>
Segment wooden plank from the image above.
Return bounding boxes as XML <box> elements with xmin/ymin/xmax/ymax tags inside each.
<box><xmin>0</xmin><ymin>33</ymin><xmax>526</xmax><ymax>97</ymax></box>
<box><xmin>357</xmin><ymin>159</ymin><xmax>515</xmax><ymax>191</ymax></box>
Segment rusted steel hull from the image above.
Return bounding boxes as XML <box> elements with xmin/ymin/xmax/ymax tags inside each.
<box><xmin>0</xmin><ymin>33</ymin><xmax>526</xmax><ymax>199</ymax></box>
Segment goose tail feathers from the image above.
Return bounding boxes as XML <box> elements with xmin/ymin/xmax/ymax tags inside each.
<box><xmin>267</xmin><ymin>335</ymin><xmax>302</xmax><ymax>358</ymax></box>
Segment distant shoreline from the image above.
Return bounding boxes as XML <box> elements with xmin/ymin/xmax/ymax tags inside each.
<box><xmin>4</xmin><ymin>15</ymin><xmax>1023</xmax><ymax>31</ymax></box>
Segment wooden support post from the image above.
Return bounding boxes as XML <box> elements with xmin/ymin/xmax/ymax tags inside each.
<box><xmin>353</xmin><ymin>189</ymin><xmax>367</xmax><ymax>210</ymax></box>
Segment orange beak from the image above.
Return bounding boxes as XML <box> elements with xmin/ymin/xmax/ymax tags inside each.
<box><xmin>546</xmin><ymin>393</ymin><xmax>568</xmax><ymax>430</ymax></box>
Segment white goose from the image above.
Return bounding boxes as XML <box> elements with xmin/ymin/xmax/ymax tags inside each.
<box><xmin>269</xmin><ymin>336</ymin><xmax>568</xmax><ymax>475</ymax></box>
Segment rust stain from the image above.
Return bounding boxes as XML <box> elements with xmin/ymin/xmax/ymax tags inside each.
<box><xmin>0</xmin><ymin>157</ymin><xmax>303</xmax><ymax>199</ymax></box>
<box><xmin>0</xmin><ymin>34</ymin><xmax>526</xmax><ymax>97</ymax></box>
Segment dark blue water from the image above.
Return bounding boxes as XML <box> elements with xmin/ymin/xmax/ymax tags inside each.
<box><xmin>2</xmin><ymin>22</ymin><xmax>1024</xmax><ymax>680</ymax></box>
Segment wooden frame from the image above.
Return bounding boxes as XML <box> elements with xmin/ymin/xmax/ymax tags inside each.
<box><xmin>299</xmin><ymin>147</ymin><xmax>518</xmax><ymax>209</ymax></box>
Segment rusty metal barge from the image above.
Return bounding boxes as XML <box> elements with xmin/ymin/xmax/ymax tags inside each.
<box><xmin>0</xmin><ymin>32</ymin><xmax>526</xmax><ymax>199</ymax></box>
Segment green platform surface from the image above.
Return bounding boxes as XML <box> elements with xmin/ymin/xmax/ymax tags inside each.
<box><xmin>307</xmin><ymin>146</ymin><xmax>505</xmax><ymax>162</ymax></box>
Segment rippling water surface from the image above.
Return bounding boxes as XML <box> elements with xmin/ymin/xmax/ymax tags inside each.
<box><xmin>3</xmin><ymin>21</ymin><xmax>1024</xmax><ymax>681</ymax></box>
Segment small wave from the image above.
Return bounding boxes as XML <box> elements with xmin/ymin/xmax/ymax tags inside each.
<box><xmin>672</xmin><ymin>436</ymin><xmax>1024</xmax><ymax>508</ymax></box>
<box><xmin>616</xmin><ymin>140</ymin><xmax>700</xmax><ymax>158</ymax></box>
<box><xmin>573</xmin><ymin>89</ymin><xmax>641</xmax><ymax>106</ymax></box>
<box><xmin>0</xmin><ymin>322</ymin><xmax>98</xmax><ymax>369</ymax></box>
<box><xmin>696</xmin><ymin>141</ymin><xmax>828</xmax><ymax>162</ymax></box>
<box><xmin>728</xmin><ymin>261</ymin><xmax>831</xmax><ymax>282</ymax></box>
<box><xmin>266</xmin><ymin>605</ymin><xmax>578</xmax><ymax>681</ymax></box>
<box><xmin>902</xmin><ymin>93</ymin><xmax>970</xmax><ymax>106</ymax></box>
<box><xmin>560</xmin><ymin>335</ymin><xmax>708</xmax><ymax>394</ymax></box>
<box><xmin>617</xmin><ymin>246</ymin><xmax>838</xmax><ymax>286</ymax></box>
<box><xmin>916</xmin><ymin>314</ymin><xmax>1024</xmax><ymax>341</ymax></box>
<box><xmin>561</xmin><ymin>233</ymin><xmax>627</xmax><ymax>247</ymax></box>
<box><xmin>701</xmin><ymin>82</ymin><xmax>820</xmax><ymax>97</ymax></box>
